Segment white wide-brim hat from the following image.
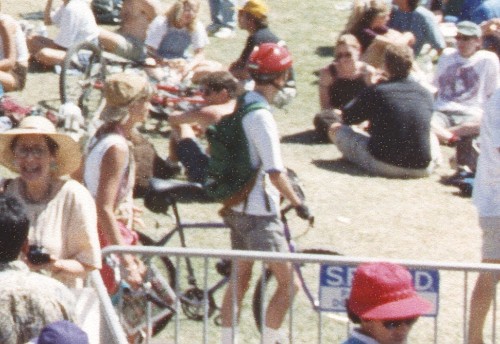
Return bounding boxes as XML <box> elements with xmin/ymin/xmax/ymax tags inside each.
<box><xmin>0</xmin><ymin>116</ymin><xmax>82</xmax><ymax>177</ymax></box>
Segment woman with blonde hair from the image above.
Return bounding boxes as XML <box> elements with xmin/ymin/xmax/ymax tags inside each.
<box><xmin>315</xmin><ymin>34</ymin><xmax>379</xmax><ymax>141</ymax></box>
<box><xmin>83</xmin><ymin>72</ymin><xmax>152</xmax><ymax>294</ymax></box>
<box><xmin>145</xmin><ymin>0</ymin><xmax>222</xmax><ymax>82</ymax></box>
<box><xmin>344</xmin><ymin>0</ymin><xmax>415</xmax><ymax>67</ymax></box>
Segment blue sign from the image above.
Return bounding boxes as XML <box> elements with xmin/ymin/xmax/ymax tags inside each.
<box><xmin>318</xmin><ymin>264</ymin><xmax>439</xmax><ymax>316</ymax></box>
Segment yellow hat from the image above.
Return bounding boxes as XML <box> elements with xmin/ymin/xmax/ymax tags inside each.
<box><xmin>240</xmin><ymin>0</ymin><xmax>269</xmax><ymax>19</ymax></box>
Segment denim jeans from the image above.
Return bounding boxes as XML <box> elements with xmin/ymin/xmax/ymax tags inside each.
<box><xmin>208</xmin><ymin>0</ymin><xmax>236</xmax><ymax>28</ymax></box>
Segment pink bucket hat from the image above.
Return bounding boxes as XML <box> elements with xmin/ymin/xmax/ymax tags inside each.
<box><xmin>346</xmin><ymin>262</ymin><xmax>432</xmax><ymax>320</ymax></box>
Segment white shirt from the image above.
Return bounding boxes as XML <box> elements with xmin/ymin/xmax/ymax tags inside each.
<box><xmin>145</xmin><ymin>16</ymin><xmax>208</xmax><ymax>52</ymax></box>
<box><xmin>51</xmin><ymin>0</ymin><xmax>99</xmax><ymax>48</ymax></box>
<box><xmin>473</xmin><ymin>88</ymin><xmax>500</xmax><ymax>217</ymax></box>
<box><xmin>433</xmin><ymin>48</ymin><xmax>499</xmax><ymax>118</ymax></box>
<box><xmin>231</xmin><ymin>91</ymin><xmax>285</xmax><ymax>216</ymax></box>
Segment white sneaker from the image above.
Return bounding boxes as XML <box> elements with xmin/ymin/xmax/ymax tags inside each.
<box><xmin>214</xmin><ymin>27</ymin><xmax>235</xmax><ymax>39</ymax></box>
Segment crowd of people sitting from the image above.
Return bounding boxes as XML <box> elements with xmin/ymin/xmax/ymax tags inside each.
<box><xmin>0</xmin><ymin>0</ymin><xmax>498</xmax><ymax>342</ymax></box>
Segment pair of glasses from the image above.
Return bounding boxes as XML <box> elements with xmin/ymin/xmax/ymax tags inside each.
<box><xmin>14</xmin><ymin>146</ymin><xmax>49</xmax><ymax>159</ymax></box>
<box><xmin>382</xmin><ymin>317</ymin><xmax>418</xmax><ymax>330</ymax></box>
<box><xmin>336</xmin><ymin>52</ymin><xmax>353</xmax><ymax>59</ymax></box>
<box><xmin>456</xmin><ymin>35</ymin><xmax>475</xmax><ymax>41</ymax></box>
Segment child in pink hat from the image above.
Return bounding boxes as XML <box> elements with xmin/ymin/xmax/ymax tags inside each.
<box><xmin>343</xmin><ymin>262</ymin><xmax>432</xmax><ymax>344</ymax></box>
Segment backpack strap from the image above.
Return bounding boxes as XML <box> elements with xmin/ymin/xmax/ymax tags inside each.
<box><xmin>221</xmin><ymin>98</ymin><xmax>270</xmax><ymax>212</ymax></box>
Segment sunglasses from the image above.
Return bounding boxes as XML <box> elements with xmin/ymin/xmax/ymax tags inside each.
<box><xmin>456</xmin><ymin>35</ymin><xmax>476</xmax><ymax>41</ymax></box>
<box><xmin>14</xmin><ymin>146</ymin><xmax>50</xmax><ymax>159</ymax></box>
<box><xmin>336</xmin><ymin>52</ymin><xmax>353</xmax><ymax>59</ymax></box>
<box><xmin>382</xmin><ymin>317</ymin><xmax>418</xmax><ymax>330</ymax></box>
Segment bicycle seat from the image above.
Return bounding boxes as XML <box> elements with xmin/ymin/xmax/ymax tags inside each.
<box><xmin>145</xmin><ymin>178</ymin><xmax>209</xmax><ymax>213</ymax></box>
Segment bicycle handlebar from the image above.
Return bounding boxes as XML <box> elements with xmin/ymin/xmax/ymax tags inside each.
<box><xmin>281</xmin><ymin>204</ymin><xmax>315</xmax><ymax>226</ymax></box>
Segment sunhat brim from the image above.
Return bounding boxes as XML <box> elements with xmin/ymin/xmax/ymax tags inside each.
<box><xmin>353</xmin><ymin>294</ymin><xmax>432</xmax><ymax>320</ymax></box>
<box><xmin>0</xmin><ymin>128</ymin><xmax>82</xmax><ymax>177</ymax></box>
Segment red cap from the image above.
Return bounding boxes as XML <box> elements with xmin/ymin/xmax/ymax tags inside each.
<box><xmin>347</xmin><ymin>262</ymin><xmax>432</xmax><ymax>320</ymax></box>
<box><xmin>248</xmin><ymin>43</ymin><xmax>292</xmax><ymax>75</ymax></box>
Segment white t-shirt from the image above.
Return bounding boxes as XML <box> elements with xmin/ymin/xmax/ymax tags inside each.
<box><xmin>231</xmin><ymin>91</ymin><xmax>285</xmax><ymax>216</ymax></box>
<box><xmin>145</xmin><ymin>15</ymin><xmax>208</xmax><ymax>53</ymax></box>
<box><xmin>433</xmin><ymin>48</ymin><xmax>499</xmax><ymax>118</ymax></box>
<box><xmin>51</xmin><ymin>0</ymin><xmax>99</xmax><ymax>48</ymax></box>
<box><xmin>473</xmin><ymin>88</ymin><xmax>500</xmax><ymax>217</ymax></box>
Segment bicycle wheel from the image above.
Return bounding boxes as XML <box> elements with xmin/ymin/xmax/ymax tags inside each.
<box><xmin>251</xmin><ymin>248</ymin><xmax>341</xmax><ymax>331</ymax></box>
<box><xmin>115</xmin><ymin>230</ymin><xmax>177</xmax><ymax>336</ymax></box>
<box><xmin>136</xmin><ymin>230</ymin><xmax>177</xmax><ymax>291</ymax></box>
<box><xmin>59</xmin><ymin>41</ymin><xmax>105</xmax><ymax>119</ymax></box>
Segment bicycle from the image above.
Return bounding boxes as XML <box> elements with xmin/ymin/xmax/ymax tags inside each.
<box><xmin>107</xmin><ymin>166</ymin><xmax>340</xmax><ymax>342</ymax></box>
<box><xmin>58</xmin><ymin>41</ymin><xmax>205</xmax><ymax>121</ymax></box>
<box><xmin>251</xmin><ymin>205</ymin><xmax>341</xmax><ymax>331</ymax></box>
<box><xmin>103</xmin><ymin>177</ymin><xmax>232</xmax><ymax>342</ymax></box>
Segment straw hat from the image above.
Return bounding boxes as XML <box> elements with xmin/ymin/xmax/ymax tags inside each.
<box><xmin>0</xmin><ymin>116</ymin><xmax>82</xmax><ymax>177</ymax></box>
<box><xmin>100</xmin><ymin>73</ymin><xmax>152</xmax><ymax>123</ymax></box>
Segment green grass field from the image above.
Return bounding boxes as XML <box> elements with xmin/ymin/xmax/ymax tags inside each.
<box><xmin>1</xmin><ymin>0</ymin><xmax>492</xmax><ymax>342</ymax></box>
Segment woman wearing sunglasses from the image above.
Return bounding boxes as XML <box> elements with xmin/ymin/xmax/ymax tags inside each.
<box><xmin>318</xmin><ymin>34</ymin><xmax>378</xmax><ymax>113</ymax></box>
<box><xmin>343</xmin><ymin>262</ymin><xmax>431</xmax><ymax>344</ymax></box>
<box><xmin>315</xmin><ymin>34</ymin><xmax>378</xmax><ymax>141</ymax></box>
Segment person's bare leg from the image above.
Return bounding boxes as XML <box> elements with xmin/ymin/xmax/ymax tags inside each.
<box><xmin>27</xmin><ymin>35</ymin><xmax>57</xmax><ymax>55</ymax></box>
<box><xmin>220</xmin><ymin>260</ymin><xmax>254</xmax><ymax>327</ymax></box>
<box><xmin>0</xmin><ymin>71</ymin><xmax>18</xmax><ymax>92</ymax></box>
<box><xmin>35</xmin><ymin>47</ymin><xmax>66</xmax><ymax>67</ymax></box>
<box><xmin>264</xmin><ymin>261</ymin><xmax>299</xmax><ymax>329</ymax></box>
<box><xmin>431</xmin><ymin>121</ymin><xmax>455</xmax><ymax>143</ymax></box>
<box><xmin>98</xmin><ymin>28</ymin><xmax>121</xmax><ymax>52</ymax></box>
<box><xmin>468</xmin><ymin>259</ymin><xmax>500</xmax><ymax>344</ymax></box>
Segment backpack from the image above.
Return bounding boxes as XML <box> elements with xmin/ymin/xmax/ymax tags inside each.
<box><xmin>91</xmin><ymin>0</ymin><xmax>122</xmax><ymax>25</ymax></box>
<box><xmin>205</xmin><ymin>97</ymin><xmax>268</xmax><ymax>206</ymax></box>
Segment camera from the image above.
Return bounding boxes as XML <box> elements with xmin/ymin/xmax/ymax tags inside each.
<box><xmin>27</xmin><ymin>245</ymin><xmax>51</xmax><ymax>265</ymax></box>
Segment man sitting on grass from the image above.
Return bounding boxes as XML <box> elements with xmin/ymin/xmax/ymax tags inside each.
<box><xmin>98</xmin><ymin>0</ymin><xmax>162</xmax><ymax>62</ymax></box>
<box><xmin>27</xmin><ymin>0</ymin><xmax>99</xmax><ymax>68</ymax></box>
<box><xmin>328</xmin><ymin>43</ymin><xmax>441</xmax><ymax>178</ymax></box>
<box><xmin>166</xmin><ymin>71</ymin><xmax>239</xmax><ymax>183</ymax></box>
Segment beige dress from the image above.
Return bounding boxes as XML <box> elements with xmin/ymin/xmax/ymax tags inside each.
<box><xmin>5</xmin><ymin>178</ymin><xmax>101</xmax><ymax>288</ymax></box>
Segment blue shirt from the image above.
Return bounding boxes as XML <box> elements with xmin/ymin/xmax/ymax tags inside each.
<box><xmin>342</xmin><ymin>329</ymin><xmax>380</xmax><ymax>344</ymax></box>
<box><xmin>389</xmin><ymin>6</ymin><xmax>446</xmax><ymax>55</ymax></box>
<box><xmin>460</xmin><ymin>0</ymin><xmax>485</xmax><ymax>20</ymax></box>
<box><xmin>470</xmin><ymin>0</ymin><xmax>500</xmax><ymax>23</ymax></box>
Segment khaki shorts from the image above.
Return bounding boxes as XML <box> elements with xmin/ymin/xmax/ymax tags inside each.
<box><xmin>223</xmin><ymin>210</ymin><xmax>287</xmax><ymax>252</ymax></box>
<box><xmin>480</xmin><ymin>217</ymin><xmax>500</xmax><ymax>260</ymax></box>
<box><xmin>113</xmin><ymin>34</ymin><xmax>146</xmax><ymax>62</ymax></box>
